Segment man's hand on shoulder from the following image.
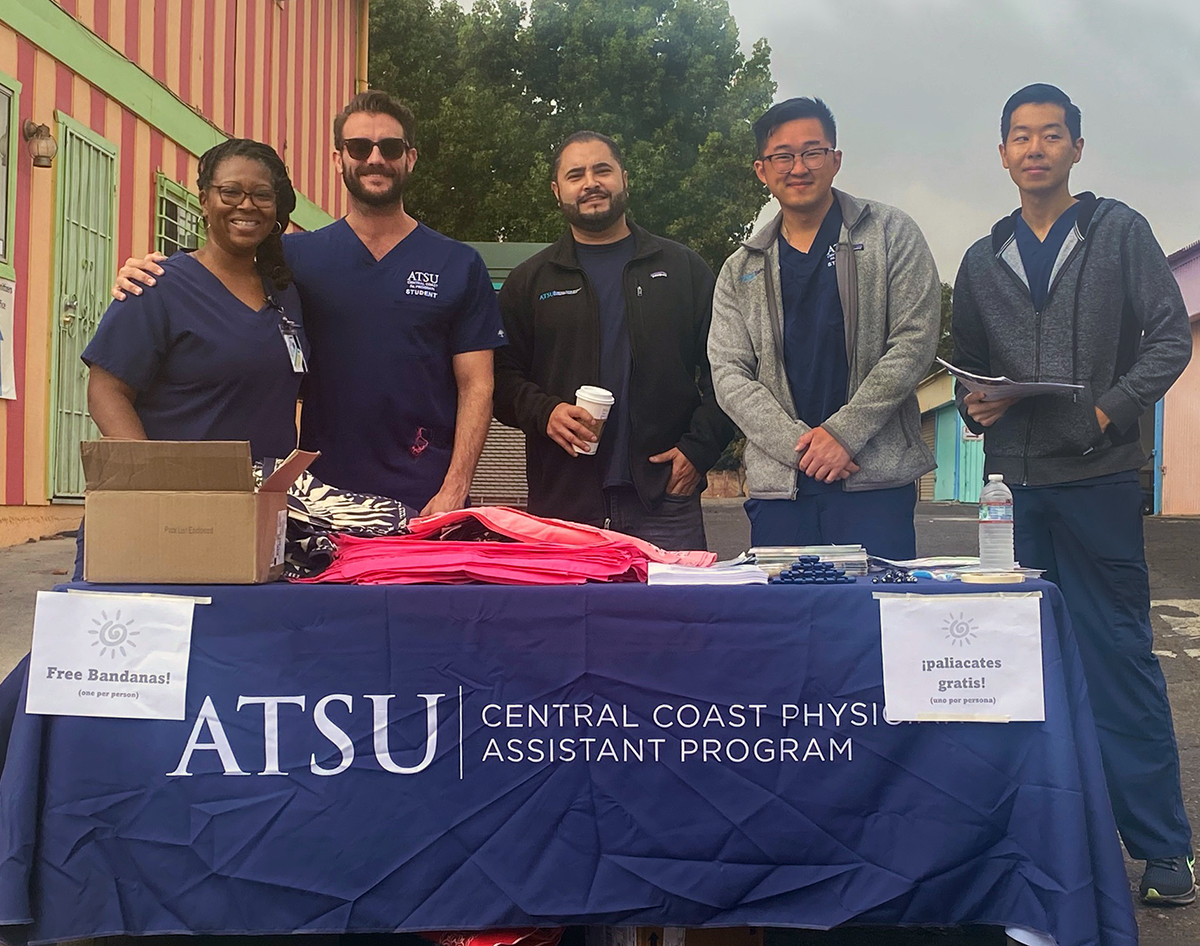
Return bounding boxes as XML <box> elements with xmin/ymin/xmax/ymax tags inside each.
<box><xmin>796</xmin><ymin>427</ymin><xmax>860</xmax><ymax>483</ymax></box>
<box><xmin>648</xmin><ymin>447</ymin><xmax>700</xmax><ymax>496</ymax></box>
<box><xmin>112</xmin><ymin>252</ymin><xmax>168</xmax><ymax>300</ymax></box>
<box><xmin>964</xmin><ymin>391</ymin><xmax>1017</xmax><ymax>427</ymax></box>
<box><xmin>547</xmin><ymin>403</ymin><xmax>599</xmax><ymax>457</ymax></box>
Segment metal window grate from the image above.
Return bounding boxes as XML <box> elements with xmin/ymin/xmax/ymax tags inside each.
<box><xmin>155</xmin><ymin>173</ymin><xmax>205</xmax><ymax>256</ymax></box>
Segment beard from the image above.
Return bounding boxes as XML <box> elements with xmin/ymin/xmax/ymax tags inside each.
<box><xmin>342</xmin><ymin>163</ymin><xmax>407</xmax><ymax>207</ymax></box>
<box><xmin>560</xmin><ymin>186</ymin><xmax>629</xmax><ymax>232</ymax></box>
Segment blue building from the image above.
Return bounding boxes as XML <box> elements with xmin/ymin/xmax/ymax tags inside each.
<box><xmin>917</xmin><ymin>370</ymin><xmax>985</xmax><ymax>504</ymax></box>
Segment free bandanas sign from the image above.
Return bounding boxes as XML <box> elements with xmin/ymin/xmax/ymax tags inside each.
<box><xmin>26</xmin><ymin>591</ymin><xmax>194</xmax><ymax>719</ymax></box>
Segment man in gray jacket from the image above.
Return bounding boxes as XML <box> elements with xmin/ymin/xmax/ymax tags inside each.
<box><xmin>952</xmin><ymin>83</ymin><xmax>1194</xmax><ymax>904</ymax></box>
<box><xmin>709</xmin><ymin>97</ymin><xmax>939</xmax><ymax>558</ymax></box>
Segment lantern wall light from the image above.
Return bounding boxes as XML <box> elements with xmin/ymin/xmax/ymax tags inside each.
<box><xmin>22</xmin><ymin>120</ymin><xmax>58</xmax><ymax>169</ymax></box>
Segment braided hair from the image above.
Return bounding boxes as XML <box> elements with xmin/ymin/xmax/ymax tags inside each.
<box><xmin>197</xmin><ymin>138</ymin><xmax>297</xmax><ymax>292</ymax></box>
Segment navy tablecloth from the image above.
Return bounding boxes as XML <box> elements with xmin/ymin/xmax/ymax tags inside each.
<box><xmin>0</xmin><ymin>579</ymin><xmax>1135</xmax><ymax>946</ymax></box>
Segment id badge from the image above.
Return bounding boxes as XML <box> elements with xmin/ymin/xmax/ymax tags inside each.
<box><xmin>279</xmin><ymin>320</ymin><xmax>307</xmax><ymax>374</ymax></box>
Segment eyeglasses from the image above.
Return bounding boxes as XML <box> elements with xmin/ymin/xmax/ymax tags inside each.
<box><xmin>759</xmin><ymin>147</ymin><xmax>836</xmax><ymax>173</ymax></box>
<box><xmin>342</xmin><ymin>137</ymin><xmax>411</xmax><ymax>161</ymax></box>
<box><xmin>212</xmin><ymin>184</ymin><xmax>277</xmax><ymax>208</ymax></box>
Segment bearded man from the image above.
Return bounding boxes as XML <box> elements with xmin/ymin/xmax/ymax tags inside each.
<box><xmin>493</xmin><ymin>131</ymin><xmax>734</xmax><ymax>549</ymax></box>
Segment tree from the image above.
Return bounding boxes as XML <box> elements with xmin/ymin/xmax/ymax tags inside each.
<box><xmin>368</xmin><ymin>0</ymin><xmax>775</xmax><ymax>271</ymax></box>
<box><xmin>936</xmin><ymin>281</ymin><xmax>954</xmax><ymax>366</ymax></box>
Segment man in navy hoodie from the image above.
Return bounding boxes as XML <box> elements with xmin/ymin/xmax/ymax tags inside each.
<box><xmin>952</xmin><ymin>83</ymin><xmax>1195</xmax><ymax>905</ymax></box>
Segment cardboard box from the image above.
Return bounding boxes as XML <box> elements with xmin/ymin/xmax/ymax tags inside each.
<box><xmin>81</xmin><ymin>440</ymin><xmax>316</xmax><ymax>584</ymax></box>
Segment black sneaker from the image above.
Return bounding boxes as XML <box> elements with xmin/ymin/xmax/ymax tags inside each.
<box><xmin>1140</xmin><ymin>851</ymin><xmax>1197</xmax><ymax>905</ymax></box>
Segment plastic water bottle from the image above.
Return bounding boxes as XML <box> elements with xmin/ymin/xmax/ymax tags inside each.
<box><xmin>978</xmin><ymin>474</ymin><xmax>1015</xmax><ymax>571</ymax></box>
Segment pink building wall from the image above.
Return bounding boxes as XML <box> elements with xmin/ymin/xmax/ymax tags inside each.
<box><xmin>1163</xmin><ymin>242</ymin><xmax>1200</xmax><ymax>515</ymax></box>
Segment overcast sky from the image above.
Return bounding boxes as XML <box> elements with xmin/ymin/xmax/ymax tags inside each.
<box><xmin>727</xmin><ymin>0</ymin><xmax>1200</xmax><ymax>280</ymax></box>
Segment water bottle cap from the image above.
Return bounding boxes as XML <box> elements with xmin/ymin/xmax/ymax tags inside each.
<box><xmin>987</xmin><ymin>474</ymin><xmax>1004</xmax><ymax>481</ymax></box>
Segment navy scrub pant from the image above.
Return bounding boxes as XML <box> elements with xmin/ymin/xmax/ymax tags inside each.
<box><xmin>744</xmin><ymin>482</ymin><xmax>917</xmax><ymax>560</ymax></box>
<box><xmin>1014</xmin><ymin>471</ymin><xmax>1192</xmax><ymax>860</ymax></box>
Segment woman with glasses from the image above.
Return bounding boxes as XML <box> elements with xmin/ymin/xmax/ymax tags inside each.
<box><xmin>83</xmin><ymin>138</ymin><xmax>307</xmax><ymax>459</ymax></box>
<box><xmin>76</xmin><ymin>139</ymin><xmax>308</xmax><ymax>580</ymax></box>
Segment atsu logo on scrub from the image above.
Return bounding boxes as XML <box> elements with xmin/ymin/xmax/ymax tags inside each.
<box><xmin>406</xmin><ymin>271</ymin><xmax>440</xmax><ymax>298</ymax></box>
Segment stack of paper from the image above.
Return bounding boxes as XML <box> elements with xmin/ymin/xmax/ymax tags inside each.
<box><xmin>936</xmin><ymin>357</ymin><xmax>1083</xmax><ymax>400</ymax></box>
<box><xmin>869</xmin><ymin>555</ymin><xmax>981</xmax><ymax>570</ymax></box>
<box><xmin>647</xmin><ymin>562</ymin><xmax>769</xmax><ymax>586</ymax></box>
<box><xmin>749</xmin><ymin>545</ymin><xmax>869</xmax><ymax>577</ymax></box>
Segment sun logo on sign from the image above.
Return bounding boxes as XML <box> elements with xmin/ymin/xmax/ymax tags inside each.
<box><xmin>943</xmin><ymin>612</ymin><xmax>978</xmax><ymax>647</ymax></box>
<box><xmin>88</xmin><ymin>610</ymin><xmax>139</xmax><ymax>658</ymax></box>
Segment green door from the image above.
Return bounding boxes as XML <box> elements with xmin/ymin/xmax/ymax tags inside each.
<box><xmin>50</xmin><ymin>114</ymin><xmax>117</xmax><ymax>499</ymax></box>
<box><xmin>933</xmin><ymin>405</ymin><xmax>958</xmax><ymax>500</ymax></box>
<box><xmin>957</xmin><ymin>420</ymin><xmax>985</xmax><ymax>504</ymax></box>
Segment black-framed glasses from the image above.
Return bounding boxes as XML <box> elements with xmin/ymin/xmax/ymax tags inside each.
<box><xmin>343</xmin><ymin>137</ymin><xmax>410</xmax><ymax>161</ymax></box>
<box><xmin>759</xmin><ymin>147</ymin><xmax>835</xmax><ymax>173</ymax></box>
<box><xmin>212</xmin><ymin>184</ymin><xmax>277</xmax><ymax>208</ymax></box>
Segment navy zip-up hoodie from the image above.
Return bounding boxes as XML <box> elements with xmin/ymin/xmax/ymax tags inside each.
<box><xmin>951</xmin><ymin>193</ymin><xmax>1192</xmax><ymax>486</ymax></box>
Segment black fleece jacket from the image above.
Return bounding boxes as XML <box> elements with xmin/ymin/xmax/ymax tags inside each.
<box><xmin>952</xmin><ymin>193</ymin><xmax>1192</xmax><ymax>486</ymax></box>
<box><xmin>494</xmin><ymin>223</ymin><xmax>735</xmax><ymax>524</ymax></box>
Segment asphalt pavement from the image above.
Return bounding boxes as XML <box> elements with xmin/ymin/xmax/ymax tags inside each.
<box><xmin>2</xmin><ymin>502</ymin><xmax>1199</xmax><ymax>945</ymax></box>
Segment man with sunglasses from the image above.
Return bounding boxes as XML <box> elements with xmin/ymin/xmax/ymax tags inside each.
<box><xmin>708</xmin><ymin>97</ymin><xmax>940</xmax><ymax>558</ymax></box>
<box><xmin>113</xmin><ymin>91</ymin><xmax>504</xmax><ymax>516</ymax></box>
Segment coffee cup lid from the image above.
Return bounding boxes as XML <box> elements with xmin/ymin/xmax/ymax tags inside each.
<box><xmin>575</xmin><ymin>385</ymin><xmax>615</xmax><ymax>405</ymax></box>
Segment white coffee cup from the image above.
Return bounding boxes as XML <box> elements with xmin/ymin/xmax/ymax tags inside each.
<box><xmin>574</xmin><ymin>385</ymin><xmax>615</xmax><ymax>456</ymax></box>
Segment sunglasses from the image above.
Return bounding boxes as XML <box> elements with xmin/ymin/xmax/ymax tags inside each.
<box><xmin>342</xmin><ymin>137</ymin><xmax>411</xmax><ymax>161</ymax></box>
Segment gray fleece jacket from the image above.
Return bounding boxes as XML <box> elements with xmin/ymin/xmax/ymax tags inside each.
<box><xmin>951</xmin><ymin>193</ymin><xmax>1192</xmax><ymax>486</ymax></box>
<box><xmin>709</xmin><ymin>189</ymin><xmax>940</xmax><ymax>499</ymax></box>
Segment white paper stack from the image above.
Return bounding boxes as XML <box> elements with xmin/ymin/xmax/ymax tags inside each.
<box><xmin>869</xmin><ymin>555</ymin><xmax>981</xmax><ymax>570</ymax></box>
<box><xmin>647</xmin><ymin>562</ymin><xmax>770</xmax><ymax>586</ymax></box>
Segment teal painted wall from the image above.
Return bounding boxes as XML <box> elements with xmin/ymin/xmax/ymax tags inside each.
<box><xmin>933</xmin><ymin>405</ymin><xmax>957</xmax><ymax>500</ymax></box>
<box><xmin>958</xmin><ymin>422</ymin><xmax>985</xmax><ymax>504</ymax></box>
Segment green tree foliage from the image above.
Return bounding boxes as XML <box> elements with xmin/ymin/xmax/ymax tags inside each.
<box><xmin>368</xmin><ymin>0</ymin><xmax>775</xmax><ymax>270</ymax></box>
<box><xmin>936</xmin><ymin>281</ymin><xmax>954</xmax><ymax>366</ymax></box>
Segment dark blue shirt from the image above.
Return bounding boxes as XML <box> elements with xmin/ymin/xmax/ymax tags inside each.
<box><xmin>285</xmin><ymin>220</ymin><xmax>505</xmax><ymax>508</ymax></box>
<box><xmin>1015</xmin><ymin>203</ymin><xmax>1080</xmax><ymax>312</ymax></box>
<box><xmin>779</xmin><ymin>203</ymin><xmax>847</xmax><ymax>494</ymax></box>
<box><xmin>576</xmin><ymin>235</ymin><xmax>636</xmax><ymax>488</ymax></box>
<box><xmin>81</xmin><ymin>252</ymin><xmax>306</xmax><ymax>459</ymax></box>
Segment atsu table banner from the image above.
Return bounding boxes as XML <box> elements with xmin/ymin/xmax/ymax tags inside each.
<box><xmin>0</xmin><ymin>581</ymin><xmax>1135</xmax><ymax>946</ymax></box>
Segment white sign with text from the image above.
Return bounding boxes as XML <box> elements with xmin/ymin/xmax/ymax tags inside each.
<box><xmin>26</xmin><ymin>591</ymin><xmax>195</xmax><ymax>720</ymax></box>
<box><xmin>0</xmin><ymin>277</ymin><xmax>16</xmax><ymax>400</ymax></box>
<box><xmin>877</xmin><ymin>592</ymin><xmax>1045</xmax><ymax>722</ymax></box>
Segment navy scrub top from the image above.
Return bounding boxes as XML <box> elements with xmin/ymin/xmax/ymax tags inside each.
<box><xmin>1015</xmin><ymin>202</ymin><xmax>1081</xmax><ymax>312</ymax></box>
<box><xmin>778</xmin><ymin>203</ymin><xmax>848</xmax><ymax>494</ymax></box>
<box><xmin>576</xmin><ymin>234</ymin><xmax>636</xmax><ymax>488</ymax></box>
<box><xmin>285</xmin><ymin>220</ymin><xmax>506</xmax><ymax>509</ymax></box>
<box><xmin>82</xmin><ymin>252</ymin><xmax>307</xmax><ymax>459</ymax></box>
